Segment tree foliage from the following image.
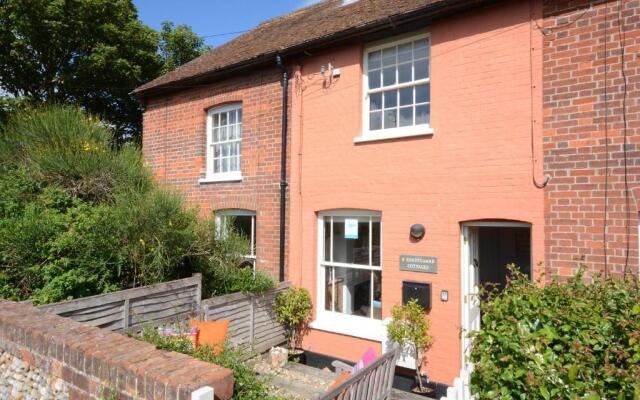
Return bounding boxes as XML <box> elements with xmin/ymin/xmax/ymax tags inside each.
<box><xmin>0</xmin><ymin>106</ymin><xmax>274</xmax><ymax>304</ymax></box>
<box><xmin>158</xmin><ymin>21</ymin><xmax>211</xmax><ymax>75</ymax></box>
<box><xmin>0</xmin><ymin>1</ymin><xmax>210</xmax><ymax>143</ymax></box>
<box><xmin>0</xmin><ymin>0</ymin><xmax>160</xmax><ymax>142</ymax></box>
<box><xmin>470</xmin><ymin>266</ymin><xmax>640</xmax><ymax>399</ymax></box>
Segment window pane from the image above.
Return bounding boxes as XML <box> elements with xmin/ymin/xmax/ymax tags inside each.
<box><xmin>372</xmin><ymin>270</ymin><xmax>381</xmax><ymax>319</ymax></box>
<box><xmin>229</xmin><ymin>110</ymin><xmax>236</xmax><ymax>124</ymax></box>
<box><xmin>333</xmin><ymin>267</ymin><xmax>373</xmax><ymax>318</ymax></box>
<box><xmin>213</xmin><ymin>128</ymin><xmax>219</xmax><ymax>142</ymax></box>
<box><xmin>369</xmin><ymin>111</ymin><xmax>382</xmax><ymax>131</ymax></box>
<box><xmin>214</xmin><ymin>158</ymin><xmax>221</xmax><ymax>173</ymax></box>
<box><xmin>332</xmin><ymin>218</ymin><xmax>371</xmax><ymax>265</ymax></box>
<box><xmin>368</xmin><ymin>50</ymin><xmax>381</xmax><ymax>70</ymax></box>
<box><xmin>384</xmin><ymin>109</ymin><xmax>397</xmax><ymax>129</ymax></box>
<box><xmin>220</xmin><ymin>126</ymin><xmax>227</xmax><ymax>141</ymax></box>
<box><xmin>399</xmin><ymin>106</ymin><xmax>413</xmax><ymax>127</ymax></box>
<box><xmin>230</xmin><ymin>215</ymin><xmax>252</xmax><ymax>241</ymax></box>
<box><xmin>416</xmin><ymin>104</ymin><xmax>430</xmax><ymax>125</ymax></box>
<box><xmin>237</xmin><ymin>109</ymin><xmax>242</xmax><ymax>123</ymax></box>
<box><xmin>414</xmin><ymin>59</ymin><xmax>429</xmax><ymax>80</ymax></box>
<box><xmin>398</xmin><ymin>43</ymin><xmax>412</xmax><ymax>63</ymax></box>
<box><xmin>382</xmin><ymin>47</ymin><xmax>396</xmax><ymax>66</ymax></box>
<box><xmin>213</xmin><ymin>114</ymin><xmax>219</xmax><ymax>127</ymax></box>
<box><xmin>227</xmin><ymin>125</ymin><xmax>235</xmax><ymax>140</ymax></box>
<box><xmin>325</xmin><ymin>267</ymin><xmax>333</xmax><ymax>311</ymax></box>
<box><xmin>398</xmin><ymin>63</ymin><xmax>412</xmax><ymax>84</ymax></box>
<box><xmin>414</xmin><ymin>39</ymin><xmax>429</xmax><ymax>59</ymax></box>
<box><xmin>382</xmin><ymin>66</ymin><xmax>395</xmax><ymax>86</ymax></box>
<box><xmin>222</xmin><ymin>143</ymin><xmax>229</xmax><ymax>157</ymax></box>
<box><xmin>214</xmin><ymin>144</ymin><xmax>221</xmax><ymax>157</ymax></box>
<box><xmin>220</xmin><ymin>112</ymin><xmax>227</xmax><ymax>126</ymax></box>
<box><xmin>222</xmin><ymin>157</ymin><xmax>229</xmax><ymax>172</ymax></box>
<box><xmin>399</xmin><ymin>87</ymin><xmax>413</xmax><ymax>106</ymax></box>
<box><xmin>368</xmin><ymin>70</ymin><xmax>381</xmax><ymax>89</ymax></box>
<box><xmin>324</xmin><ymin>218</ymin><xmax>331</xmax><ymax>262</ymax></box>
<box><xmin>237</xmin><ymin>123</ymin><xmax>242</xmax><ymax>139</ymax></box>
<box><xmin>384</xmin><ymin>90</ymin><xmax>397</xmax><ymax>109</ymax></box>
<box><xmin>370</xmin><ymin>93</ymin><xmax>382</xmax><ymax>111</ymax></box>
<box><xmin>415</xmin><ymin>84</ymin><xmax>430</xmax><ymax>104</ymax></box>
<box><xmin>372</xmin><ymin>221</ymin><xmax>381</xmax><ymax>267</ymax></box>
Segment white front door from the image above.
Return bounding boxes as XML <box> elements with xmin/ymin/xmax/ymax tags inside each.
<box><xmin>461</xmin><ymin>225</ymin><xmax>480</xmax><ymax>370</ymax></box>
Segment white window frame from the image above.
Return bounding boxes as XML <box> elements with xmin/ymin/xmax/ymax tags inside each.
<box><xmin>215</xmin><ymin>209</ymin><xmax>256</xmax><ymax>268</ymax></box>
<box><xmin>199</xmin><ymin>103</ymin><xmax>243</xmax><ymax>183</ymax></box>
<box><xmin>311</xmin><ymin>210</ymin><xmax>386</xmax><ymax>342</ymax></box>
<box><xmin>356</xmin><ymin>32</ymin><xmax>434</xmax><ymax>143</ymax></box>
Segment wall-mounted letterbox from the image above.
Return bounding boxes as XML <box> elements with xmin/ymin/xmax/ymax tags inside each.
<box><xmin>402</xmin><ymin>281</ymin><xmax>431</xmax><ymax>310</ymax></box>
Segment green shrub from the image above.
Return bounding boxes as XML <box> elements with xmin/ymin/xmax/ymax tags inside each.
<box><xmin>138</xmin><ymin>325</ymin><xmax>284</xmax><ymax>400</ymax></box>
<box><xmin>470</xmin><ymin>266</ymin><xmax>640</xmax><ymax>399</ymax></box>
<box><xmin>387</xmin><ymin>299</ymin><xmax>433</xmax><ymax>392</ymax></box>
<box><xmin>0</xmin><ymin>105</ymin><xmax>274</xmax><ymax>303</ymax></box>
<box><xmin>274</xmin><ymin>286</ymin><xmax>312</xmax><ymax>350</ymax></box>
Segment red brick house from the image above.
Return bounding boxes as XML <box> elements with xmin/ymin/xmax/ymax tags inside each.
<box><xmin>134</xmin><ymin>0</ymin><xmax>639</xmax><ymax>393</ymax></box>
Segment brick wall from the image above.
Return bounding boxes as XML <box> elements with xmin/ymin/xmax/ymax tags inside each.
<box><xmin>141</xmin><ymin>68</ymin><xmax>290</xmax><ymax>278</ymax></box>
<box><xmin>0</xmin><ymin>300</ymin><xmax>234</xmax><ymax>400</ymax></box>
<box><xmin>543</xmin><ymin>0</ymin><xmax>640</xmax><ymax>279</ymax></box>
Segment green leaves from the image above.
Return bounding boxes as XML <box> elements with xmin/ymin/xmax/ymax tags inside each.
<box><xmin>274</xmin><ymin>287</ymin><xmax>312</xmax><ymax>349</ymax></box>
<box><xmin>470</xmin><ymin>267</ymin><xmax>640</xmax><ymax>399</ymax></box>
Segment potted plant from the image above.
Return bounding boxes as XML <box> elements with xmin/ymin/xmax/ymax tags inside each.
<box><xmin>274</xmin><ymin>286</ymin><xmax>312</xmax><ymax>362</ymax></box>
<box><xmin>387</xmin><ymin>299</ymin><xmax>434</xmax><ymax>396</ymax></box>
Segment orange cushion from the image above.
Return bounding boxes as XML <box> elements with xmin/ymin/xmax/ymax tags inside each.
<box><xmin>327</xmin><ymin>371</ymin><xmax>350</xmax><ymax>391</ymax></box>
<box><xmin>189</xmin><ymin>319</ymin><xmax>229</xmax><ymax>355</ymax></box>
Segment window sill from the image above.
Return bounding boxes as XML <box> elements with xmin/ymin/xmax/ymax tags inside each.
<box><xmin>310</xmin><ymin>312</ymin><xmax>386</xmax><ymax>342</ymax></box>
<box><xmin>354</xmin><ymin>127</ymin><xmax>434</xmax><ymax>143</ymax></box>
<box><xmin>199</xmin><ymin>172</ymin><xmax>243</xmax><ymax>184</ymax></box>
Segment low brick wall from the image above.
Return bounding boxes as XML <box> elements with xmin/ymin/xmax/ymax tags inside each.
<box><xmin>0</xmin><ymin>300</ymin><xmax>233</xmax><ymax>400</ymax></box>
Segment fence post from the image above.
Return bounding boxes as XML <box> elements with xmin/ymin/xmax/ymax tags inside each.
<box><xmin>122</xmin><ymin>298</ymin><xmax>130</xmax><ymax>331</ymax></box>
<box><xmin>193</xmin><ymin>273</ymin><xmax>203</xmax><ymax>320</ymax></box>
<box><xmin>249</xmin><ymin>294</ymin><xmax>255</xmax><ymax>352</ymax></box>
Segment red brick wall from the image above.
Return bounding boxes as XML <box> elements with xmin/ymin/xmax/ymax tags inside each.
<box><xmin>543</xmin><ymin>0</ymin><xmax>640</xmax><ymax>279</ymax></box>
<box><xmin>142</xmin><ymin>68</ymin><xmax>290</xmax><ymax>278</ymax></box>
<box><xmin>0</xmin><ymin>300</ymin><xmax>233</xmax><ymax>400</ymax></box>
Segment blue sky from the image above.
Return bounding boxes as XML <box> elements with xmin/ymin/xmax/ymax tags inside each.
<box><xmin>133</xmin><ymin>0</ymin><xmax>321</xmax><ymax>47</ymax></box>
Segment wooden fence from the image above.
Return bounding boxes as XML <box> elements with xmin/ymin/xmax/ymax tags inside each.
<box><xmin>201</xmin><ymin>282</ymin><xmax>290</xmax><ymax>354</ymax></box>
<box><xmin>38</xmin><ymin>274</ymin><xmax>202</xmax><ymax>332</ymax></box>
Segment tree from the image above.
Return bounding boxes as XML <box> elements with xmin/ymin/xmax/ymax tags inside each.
<box><xmin>0</xmin><ymin>0</ymin><xmax>157</xmax><ymax>143</ymax></box>
<box><xmin>158</xmin><ymin>21</ymin><xmax>211</xmax><ymax>75</ymax></box>
<box><xmin>387</xmin><ymin>299</ymin><xmax>433</xmax><ymax>394</ymax></box>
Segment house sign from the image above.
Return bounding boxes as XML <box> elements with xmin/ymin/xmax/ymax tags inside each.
<box><xmin>399</xmin><ymin>255</ymin><xmax>438</xmax><ymax>273</ymax></box>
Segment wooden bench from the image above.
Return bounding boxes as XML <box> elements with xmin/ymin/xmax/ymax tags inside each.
<box><xmin>319</xmin><ymin>344</ymin><xmax>400</xmax><ymax>400</ymax></box>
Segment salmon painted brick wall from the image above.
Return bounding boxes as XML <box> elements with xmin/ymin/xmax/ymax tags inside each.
<box><xmin>141</xmin><ymin>68</ymin><xmax>290</xmax><ymax>278</ymax></box>
<box><xmin>288</xmin><ymin>1</ymin><xmax>545</xmax><ymax>385</ymax></box>
<box><xmin>543</xmin><ymin>0</ymin><xmax>640</xmax><ymax>280</ymax></box>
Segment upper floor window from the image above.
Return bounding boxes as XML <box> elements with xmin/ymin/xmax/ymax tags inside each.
<box><xmin>358</xmin><ymin>33</ymin><xmax>432</xmax><ymax>142</ymax></box>
<box><xmin>202</xmin><ymin>103</ymin><xmax>243</xmax><ymax>182</ymax></box>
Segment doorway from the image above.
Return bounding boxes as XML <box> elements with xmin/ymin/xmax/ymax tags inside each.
<box><xmin>460</xmin><ymin>222</ymin><xmax>531</xmax><ymax>370</ymax></box>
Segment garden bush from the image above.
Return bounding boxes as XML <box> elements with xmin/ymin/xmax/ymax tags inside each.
<box><xmin>0</xmin><ymin>106</ymin><xmax>274</xmax><ymax>303</ymax></box>
<box><xmin>470</xmin><ymin>266</ymin><xmax>640</xmax><ymax>400</ymax></box>
<box><xmin>139</xmin><ymin>326</ymin><xmax>284</xmax><ymax>400</ymax></box>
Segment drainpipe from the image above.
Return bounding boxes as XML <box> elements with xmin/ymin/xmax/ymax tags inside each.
<box><xmin>276</xmin><ymin>55</ymin><xmax>288</xmax><ymax>282</ymax></box>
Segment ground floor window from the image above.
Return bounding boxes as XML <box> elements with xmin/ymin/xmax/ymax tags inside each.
<box><xmin>216</xmin><ymin>209</ymin><xmax>256</xmax><ymax>267</ymax></box>
<box><xmin>320</xmin><ymin>212</ymin><xmax>381</xmax><ymax>319</ymax></box>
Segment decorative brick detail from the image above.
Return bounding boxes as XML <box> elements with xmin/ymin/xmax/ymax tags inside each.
<box><xmin>543</xmin><ymin>0</ymin><xmax>640</xmax><ymax>280</ymax></box>
<box><xmin>0</xmin><ymin>300</ymin><xmax>234</xmax><ymax>400</ymax></box>
<box><xmin>142</xmin><ymin>68</ymin><xmax>290</xmax><ymax>279</ymax></box>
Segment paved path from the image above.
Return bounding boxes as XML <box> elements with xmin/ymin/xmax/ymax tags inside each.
<box><xmin>250</xmin><ymin>355</ymin><xmax>435</xmax><ymax>399</ymax></box>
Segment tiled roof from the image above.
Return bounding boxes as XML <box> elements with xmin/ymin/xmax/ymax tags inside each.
<box><xmin>133</xmin><ymin>0</ymin><xmax>478</xmax><ymax>96</ymax></box>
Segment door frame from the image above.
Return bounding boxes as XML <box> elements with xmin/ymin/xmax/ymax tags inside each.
<box><xmin>459</xmin><ymin>221</ymin><xmax>532</xmax><ymax>371</ymax></box>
